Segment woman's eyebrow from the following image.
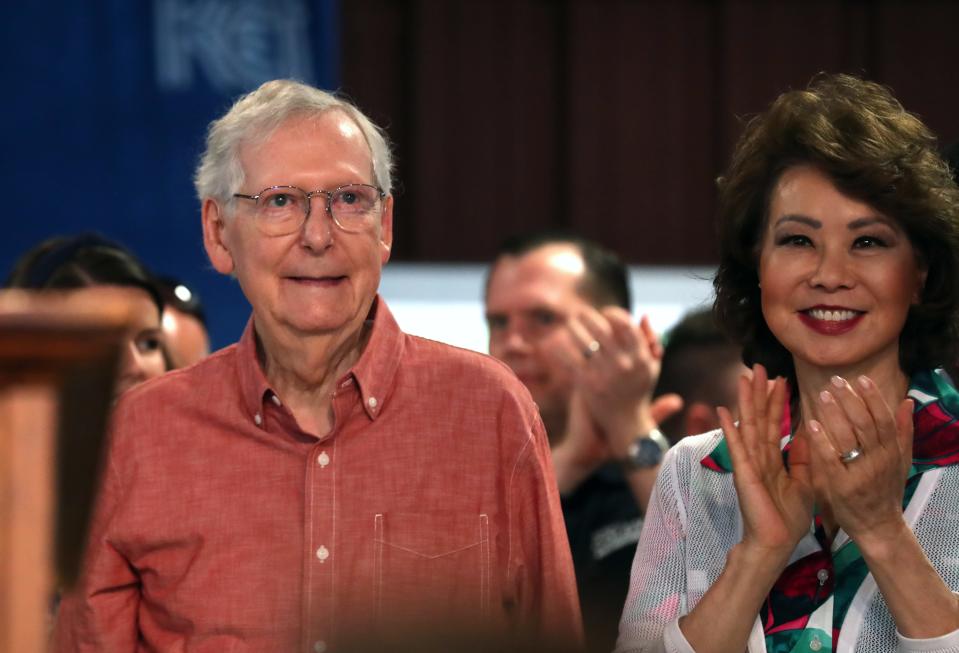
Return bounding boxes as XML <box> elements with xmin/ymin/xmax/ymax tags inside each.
<box><xmin>772</xmin><ymin>214</ymin><xmax>820</xmax><ymax>229</ymax></box>
<box><xmin>848</xmin><ymin>215</ymin><xmax>895</xmax><ymax>230</ymax></box>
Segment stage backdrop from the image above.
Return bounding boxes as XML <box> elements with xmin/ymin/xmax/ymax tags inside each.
<box><xmin>1</xmin><ymin>1</ymin><xmax>339</xmax><ymax>349</ymax></box>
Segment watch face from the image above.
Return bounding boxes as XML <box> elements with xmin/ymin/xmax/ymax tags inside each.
<box><xmin>630</xmin><ymin>437</ymin><xmax>664</xmax><ymax>468</ymax></box>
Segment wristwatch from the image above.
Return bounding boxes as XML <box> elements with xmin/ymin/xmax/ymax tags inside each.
<box><xmin>623</xmin><ymin>428</ymin><xmax>670</xmax><ymax>469</ymax></box>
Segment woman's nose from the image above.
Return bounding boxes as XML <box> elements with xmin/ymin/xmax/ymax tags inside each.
<box><xmin>808</xmin><ymin>247</ymin><xmax>854</xmax><ymax>290</ymax></box>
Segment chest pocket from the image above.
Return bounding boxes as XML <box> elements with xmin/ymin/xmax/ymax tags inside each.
<box><xmin>373</xmin><ymin>512</ymin><xmax>491</xmax><ymax>630</ymax></box>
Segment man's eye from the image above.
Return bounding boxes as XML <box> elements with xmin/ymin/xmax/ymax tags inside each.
<box><xmin>340</xmin><ymin>192</ymin><xmax>358</xmax><ymax>205</ymax></box>
<box><xmin>532</xmin><ymin>310</ymin><xmax>558</xmax><ymax>326</ymax></box>
<box><xmin>266</xmin><ymin>194</ymin><xmax>293</xmax><ymax>208</ymax></box>
<box><xmin>486</xmin><ymin>315</ymin><xmax>507</xmax><ymax>331</ymax></box>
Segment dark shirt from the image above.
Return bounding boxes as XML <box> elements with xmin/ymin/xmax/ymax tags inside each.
<box><xmin>561</xmin><ymin>463</ymin><xmax>643</xmax><ymax>653</ymax></box>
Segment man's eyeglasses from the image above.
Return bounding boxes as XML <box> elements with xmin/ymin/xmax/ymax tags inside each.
<box><xmin>233</xmin><ymin>183</ymin><xmax>386</xmax><ymax>236</ymax></box>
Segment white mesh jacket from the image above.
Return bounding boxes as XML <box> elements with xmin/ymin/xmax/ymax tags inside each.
<box><xmin>616</xmin><ymin>429</ymin><xmax>959</xmax><ymax>653</ymax></box>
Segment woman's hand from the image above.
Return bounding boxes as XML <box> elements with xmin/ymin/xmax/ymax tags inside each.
<box><xmin>807</xmin><ymin>376</ymin><xmax>959</xmax><ymax>638</ymax></box>
<box><xmin>806</xmin><ymin>374</ymin><xmax>913</xmax><ymax>545</ymax></box>
<box><xmin>679</xmin><ymin>365</ymin><xmax>815</xmax><ymax>653</ymax></box>
<box><xmin>718</xmin><ymin>364</ymin><xmax>814</xmax><ymax>563</ymax></box>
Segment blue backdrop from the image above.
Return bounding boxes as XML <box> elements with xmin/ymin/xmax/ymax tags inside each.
<box><xmin>1</xmin><ymin>1</ymin><xmax>339</xmax><ymax>348</ymax></box>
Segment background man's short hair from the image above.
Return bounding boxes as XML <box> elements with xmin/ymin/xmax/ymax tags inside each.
<box><xmin>492</xmin><ymin>231</ymin><xmax>631</xmax><ymax>310</ymax></box>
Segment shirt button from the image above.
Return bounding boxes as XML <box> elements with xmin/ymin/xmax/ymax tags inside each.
<box><xmin>368</xmin><ymin>396</ymin><xmax>378</xmax><ymax>409</ymax></box>
<box><xmin>313</xmin><ymin>641</ymin><xmax>327</xmax><ymax>653</ymax></box>
<box><xmin>253</xmin><ymin>413</ymin><xmax>263</xmax><ymax>426</ymax></box>
<box><xmin>809</xmin><ymin>635</ymin><xmax>822</xmax><ymax>651</ymax></box>
<box><xmin>317</xmin><ymin>451</ymin><xmax>330</xmax><ymax>467</ymax></box>
<box><xmin>816</xmin><ymin>569</ymin><xmax>829</xmax><ymax>584</ymax></box>
<box><xmin>315</xmin><ymin>545</ymin><xmax>330</xmax><ymax>562</ymax></box>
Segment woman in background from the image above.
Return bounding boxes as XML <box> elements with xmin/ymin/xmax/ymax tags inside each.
<box><xmin>617</xmin><ymin>74</ymin><xmax>959</xmax><ymax>652</ymax></box>
<box><xmin>6</xmin><ymin>233</ymin><xmax>167</xmax><ymax>398</ymax></box>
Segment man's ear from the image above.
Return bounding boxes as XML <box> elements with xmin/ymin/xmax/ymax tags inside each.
<box><xmin>202</xmin><ymin>198</ymin><xmax>235</xmax><ymax>275</ymax></box>
<box><xmin>686</xmin><ymin>401</ymin><xmax>721</xmax><ymax>438</ymax></box>
<box><xmin>378</xmin><ymin>194</ymin><xmax>394</xmax><ymax>265</ymax></box>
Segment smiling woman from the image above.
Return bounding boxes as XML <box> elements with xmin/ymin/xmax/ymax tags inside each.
<box><xmin>617</xmin><ymin>74</ymin><xmax>959</xmax><ymax>653</ymax></box>
<box><xmin>5</xmin><ymin>234</ymin><xmax>167</xmax><ymax>399</ymax></box>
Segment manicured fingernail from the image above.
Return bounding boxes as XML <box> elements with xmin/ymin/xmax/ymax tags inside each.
<box><xmin>857</xmin><ymin>375</ymin><xmax>872</xmax><ymax>390</ymax></box>
<box><xmin>831</xmin><ymin>375</ymin><xmax>845</xmax><ymax>389</ymax></box>
<box><xmin>820</xmin><ymin>390</ymin><xmax>834</xmax><ymax>404</ymax></box>
<box><xmin>808</xmin><ymin>419</ymin><xmax>822</xmax><ymax>433</ymax></box>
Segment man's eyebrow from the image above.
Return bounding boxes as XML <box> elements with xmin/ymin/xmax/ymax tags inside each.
<box><xmin>772</xmin><ymin>214</ymin><xmax>821</xmax><ymax>229</ymax></box>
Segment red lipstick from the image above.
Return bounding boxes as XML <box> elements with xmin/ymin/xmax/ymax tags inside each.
<box><xmin>798</xmin><ymin>306</ymin><xmax>864</xmax><ymax>335</ymax></box>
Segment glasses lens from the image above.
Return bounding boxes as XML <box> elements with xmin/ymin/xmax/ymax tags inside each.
<box><xmin>330</xmin><ymin>184</ymin><xmax>382</xmax><ymax>231</ymax></box>
<box><xmin>255</xmin><ymin>187</ymin><xmax>308</xmax><ymax>236</ymax></box>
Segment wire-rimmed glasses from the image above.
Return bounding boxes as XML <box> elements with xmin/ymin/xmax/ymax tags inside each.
<box><xmin>233</xmin><ymin>183</ymin><xmax>386</xmax><ymax>236</ymax></box>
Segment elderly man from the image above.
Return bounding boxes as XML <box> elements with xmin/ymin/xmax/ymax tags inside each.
<box><xmin>54</xmin><ymin>81</ymin><xmax>581</xmax><ymax>652</ymax></box>
<box><xmin>485</xmin><ymin>233</ymin><xmax>680</xmax><ymax>652</ymax></box>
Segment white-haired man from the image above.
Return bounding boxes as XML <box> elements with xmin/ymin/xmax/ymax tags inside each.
<box><xmin>54</xmin><ymin>80</ymin><xmax>581</xmax><ymax>652</ymax></box>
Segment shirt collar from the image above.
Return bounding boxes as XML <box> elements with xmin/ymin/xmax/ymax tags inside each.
<box><xmin>350</xmin><ymin>296</ymin><xmax>404</xmax><ymax>421</ymax></box>
<box><xmin>235</xmin><ymin>295</ymin><xmax>406</xmax><ymax>423</ymax></box>
<box><xmin>701</xmin><ymin>369</ymin><xmax>959</xmax><ymax>475</ymax></box>
<box><xmin>236</xmin><ymin>315</ymin><xmax>273</xmax><ymax>422</ymax></box>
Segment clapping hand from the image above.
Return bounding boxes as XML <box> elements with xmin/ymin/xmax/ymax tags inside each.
<box><xmin>805</xmin><ymin>375</ymin><xmax>913</xmax><ymax>544</ymax></box>
<box><xmin>557</xmin><ymin>306</ymin><xmax>681</xmax><ymax>459</ymax></box>
<box><xmin>718</xmin><ymin>365</ymin><xmax>814</xmax><ymax>562</ymax></box>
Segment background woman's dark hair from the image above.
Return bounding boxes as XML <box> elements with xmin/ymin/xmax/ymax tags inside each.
<box><xmin>5</xmin><ymin>233</ymin><xmax>164</xmax><ymax>317</ymax></box>
<box><xmin>713</xmin><ymin>73</ymin><xmax>959</xmax><ymax>383</ymax></box>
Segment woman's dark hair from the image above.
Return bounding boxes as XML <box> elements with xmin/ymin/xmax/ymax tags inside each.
<box><xmin>5</xmin><ymin>233</ymin><xmax>164</xmax><ymax>317</ymax></box>
<box><xmin>713</xmin><ymin>73</ymin><xmax>959</xmax><ymax>382</ymax></box>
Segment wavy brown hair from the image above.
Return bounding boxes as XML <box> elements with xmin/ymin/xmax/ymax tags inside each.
<box><xmin>713</xmin><ymin>73</ymin><xmax>959</xmax><ymax>381</ymax></box>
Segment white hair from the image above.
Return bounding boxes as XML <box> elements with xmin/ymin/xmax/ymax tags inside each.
<box><xmin>194</xmin><ymin>79</ymin><xmax>393</xmax><ymax>209</ymax></box>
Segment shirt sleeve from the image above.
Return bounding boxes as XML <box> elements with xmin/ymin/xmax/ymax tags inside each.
<box><xmin>615</xmin><ymin>446</ymin><xmax>689</xmax><ymax>653</ymax></box>
<box><xmin>508</xmin><ymin>411</ymin><xmax>585</xmax><ymax>649</ymax></box>
<box><xmin>896</xmin><ymin>601</ymin><xmax>959</xmax><ymax>653</ymax></box>
<box><xmin>51</xmin><ymin>427</ymin><xmax>140</xmax><ymax>652</ymax></box>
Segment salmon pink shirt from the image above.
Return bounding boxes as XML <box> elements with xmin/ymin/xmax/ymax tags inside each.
<box><xmin>53</xmin><ymin>298</ymin><xmax>582</xmax><ymax>652</ymax></box>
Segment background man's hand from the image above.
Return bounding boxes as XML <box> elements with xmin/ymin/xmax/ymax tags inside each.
<box><xmin>548</xmin><ymin>306</ymin><xmax>681</xmax><ymax>497</ymax></box>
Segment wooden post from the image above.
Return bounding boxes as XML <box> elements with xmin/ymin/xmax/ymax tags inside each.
<box><xmin>0</xmin><ymin>292</ymin><xmax>131</xmax><ymax>653</ymax></box>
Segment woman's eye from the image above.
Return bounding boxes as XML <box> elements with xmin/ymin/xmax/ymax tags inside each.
<box><xmin>776</xmin><ymin>234</ymin><xmax>812</xmax><ymax>247</ymax></box>
<box><xmin>137</xmin><ymin>335</ymin><xmax>162</xmax><ymax>353</ymax></box>
<box><xmin>853</xmin><ymin>235</ymin><xmax>888</xmax><ymax>248</ymax></box>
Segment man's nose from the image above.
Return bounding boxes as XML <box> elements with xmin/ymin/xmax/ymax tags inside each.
<box><xmin>502</xmin><ymin>323</ymin><xmax>535</xmax><ymax>354</ymax></box>
<box><xmin>300</xmin><ymin>195</ymin><xmax>335</xmax><ymax>250</ymax></box>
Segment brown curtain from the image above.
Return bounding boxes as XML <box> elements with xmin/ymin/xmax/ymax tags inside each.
<box><xmin>342</xmin><ymin>0</ymin><xmax>959</xmax><ymax>264</ymax></box>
